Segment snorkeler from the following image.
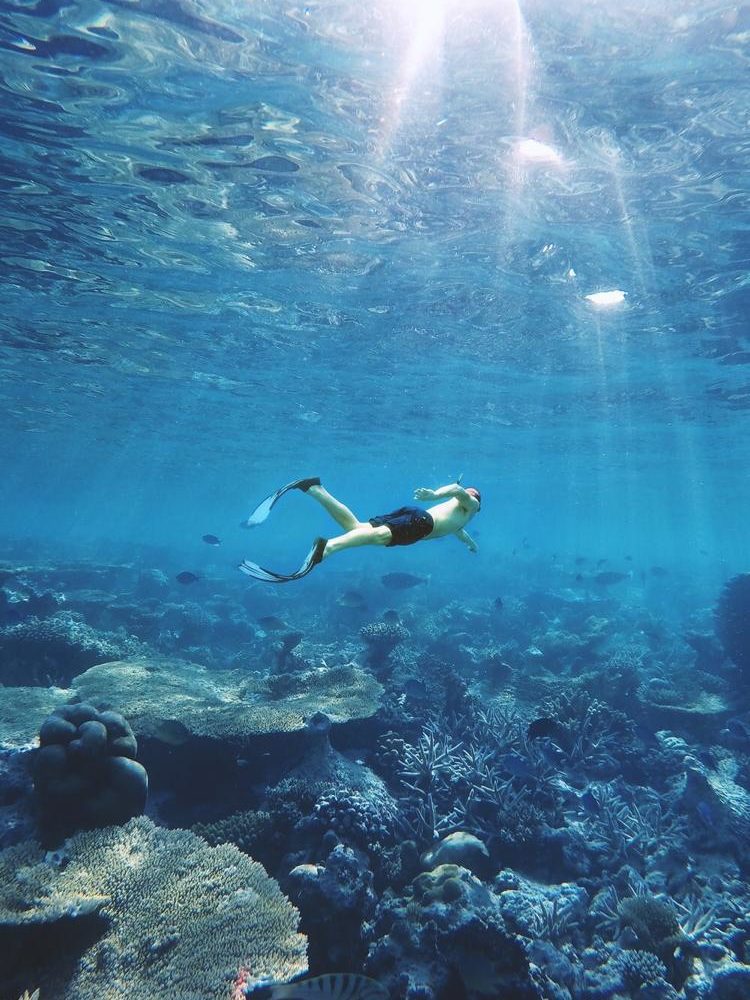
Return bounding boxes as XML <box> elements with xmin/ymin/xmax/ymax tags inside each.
<box><xmin>238</xmin><ymin>477</ymin><xmax>480</xmax><ymax>583</ymax></box>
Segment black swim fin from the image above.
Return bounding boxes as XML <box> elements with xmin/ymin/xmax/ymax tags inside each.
<box><xmin>238</xmin><ymin>537</ymin><xmax>327</xmax><ymax>584</ymax></box>
<box><xmin>240</xmin><ymin>478</ymin><xmax>321</xmax><ymax>529</ymax></box>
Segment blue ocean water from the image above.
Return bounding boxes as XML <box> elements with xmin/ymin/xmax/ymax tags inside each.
<box><xmin>1</xmin><ymin>0</ymin><xmax>748</xmax><ymax>577</ymax></box>
<box><xmin>2</xmin><ymin>2</ymin><xmax>750</xmax><ymax>999</ymax></box>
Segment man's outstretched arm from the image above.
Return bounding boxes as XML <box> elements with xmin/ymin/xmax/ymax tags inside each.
<box><xmin>455</xmin><ymin>528</ymin><xmax>478</xmax><ymax>553</ymax></box>
<box><xmin>414</xmin><ymin>483</ymin><xmax>479</xmax><ymax>511</ymax></box>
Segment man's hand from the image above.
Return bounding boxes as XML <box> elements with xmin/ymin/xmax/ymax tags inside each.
<box><xmin>414</xmin><ymin>487</ymin><xmax>437</xmax><ymax>501</ymax></box>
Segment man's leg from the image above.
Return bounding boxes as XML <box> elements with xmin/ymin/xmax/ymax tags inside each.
<box><xmin>307</xmin><ymin>484</ymin><xmax>362</xmax><ymax>531</ymax></box>
<box><xmin>323</xmin><ymin>523</ymin><xmax>391</xmax><ymax>559</ymax></box>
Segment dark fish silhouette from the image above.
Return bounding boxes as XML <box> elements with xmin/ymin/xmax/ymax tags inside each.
<box><xmin>280</xmin><ymin>631</ymin><xmax>303</xmax><ymax>652</ymax></box>
<box><xmin>574</xmin><ymin>556</ymin><xmax>587</xmax><ymax>566</ymax></box>
<box><xmin>493</xmin><ymin>596</ymin><xmax>504</xmax><ymax>611</ymax></box>
<box><xmin>257</xmin><ymin>615</ymin><xmax>288</xmax><ymax>631</ymax></box>
<box><xmin>527</xmin><ymin>716</ymin><xmax>560</xmax><ymax>740</ymax></box>
<box><xmin>596</xmin><ymin>558</ymin><xmax>608</xmax><ymax>568</ymax></box>
<box><xmin>381</xmin><ymin>572</ymin><xmax>427</xmax><ymax>590</ymax></box>
<box><xmin>337</xmin><ymin>589</ymin><xmax>367</xmax><ymax>609</ymax></box>
<box><xmin>594</xmin><ymin>571</ymin><xmax>629</xmax><ymax>585</ymax></box>
<box><xmin>202</xmin><ymin>534</ymin><xmax>221</xmax><ymax>545</ymax></box>
<box><xmin>381</xmin><ymin>609</ymin><xmax>400</xmax><ymax>623</ymax></box>
<box><xmin>176</xmin><ymin>571</ymin><xmax>199</xmax><ymax>585</ymax></box>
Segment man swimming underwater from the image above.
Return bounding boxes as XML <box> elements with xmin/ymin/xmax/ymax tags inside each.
<box><xmin>238</xmin><ymin>477</ymin><xmax>481</xmax><ymax>583</ymax></box>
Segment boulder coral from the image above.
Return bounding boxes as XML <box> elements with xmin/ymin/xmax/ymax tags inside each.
<box><xmin>0</xmin><ymin>816</ymin><xmax>307</xmax><ymax>999</ymax></box>
<box><xmin>33</xmin><ymin>703</ymin><xmax>148</xmax><ymax>843</ymax></box>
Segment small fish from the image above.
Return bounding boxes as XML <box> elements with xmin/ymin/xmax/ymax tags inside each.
<box><xmin>526</xmin><ymin>716</ymin><xmax>560</xmax><ymax>741</ymax></box>
<box><xmin>594</xmin><ymin>571</ymin><xmax>629</xmax><ymax>586</ymax></box>
<box><xmin>247</xmin><ymin>973</ymin><xmax>389</xmax><ymax>999</ymax></box>
<box><xmin>650</xmin><ymin>565</ymin><xmax>669</xmax><ymax>577</ymax></box>
<box><xmin>381</xmin><ymin>609</ymin><xmax>400</xmax><ymax>624</ymax></box>
<box><xmin>337</xmin><ymin>589</ymin><xmax>367</xmax><ymax>609</ymax></box>
<box><xmin>574</xmin><ymin>556</ymin><xmax>587</xmax><ymax>566</ymax></box>
<box><xmin>381</xmin><ymin>572</ymin><xmax>427</xmax><ymax>590</ymax></box>
<box><xmin>695</xmin><ymin>800</ymin><xmax>715</xmax><ymax>828</ymax></box>
<box><xmin>493</xmin><ymin>596</ymin><xmax>504</xmax><ymax>611</ymax></box>
<box><xmin>257</xmin><ymin>615</ymin><xmax>288</xmax><ymax>631</ymax></box>
<box><xmin>499</xmin><ymin>751</ymin><xmax>533</xmax><ymax>778</ymax></box>
<box><xmin>175</xmin><ymin>571</ymin><xmax>200</xmax><ymax>585</ymax></box>
<box><xmin>202</xmin><ymin>534</ymin><xmax>221</xmax><ymax>545</ymax></box>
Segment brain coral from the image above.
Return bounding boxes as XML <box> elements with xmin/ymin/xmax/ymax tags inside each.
<box><xmin>0</xmin><ymin>816</ymin><xmax>307</xmax><ymax>999</ymax></box>
<box><xmin>71</xmin><ymin>658</ymin><xmax>382</xmax><ymax>742</ymax></box>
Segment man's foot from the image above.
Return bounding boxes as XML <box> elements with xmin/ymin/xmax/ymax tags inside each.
<box><xmin>310</xmin><ymin>536</ymin><xmax>327</xmax><ymax>565</ymax></box>
<box><xmin>294</xmin><ymin>477</ymin><xmax>321</xmax><ymax>493</ymax></box>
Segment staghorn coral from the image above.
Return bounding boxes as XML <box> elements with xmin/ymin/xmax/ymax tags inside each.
<box><xmin>71</xmin><ymin>658</ymin><xmax>382</xmax><ymax>742</ymax></box>
<box><xmin>0</xmin><ymin>816</ymin><xmax>307</xmax><ymax>999</ymax></box>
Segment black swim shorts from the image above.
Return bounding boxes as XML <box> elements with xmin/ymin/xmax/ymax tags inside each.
<box><xmin>368</xmin><ymin>506</ymin><xmax>434</xmax><ymax>546</ymax></box>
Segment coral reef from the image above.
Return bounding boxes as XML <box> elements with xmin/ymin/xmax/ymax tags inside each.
<box><xmin>715</xmin><ymin>574</ymin><xmax>750</xmax><ymax>676</ymax></box>
<box><xmin>0</xmin><ymin>816</ymin><xmax>306</xmax><ymax>998</ymax></box>
<box><xmin>0</xmin><ymin>613</ymin><xmax>141</xmax><ymax>687</ymax></box>
<box><xmin>287</xmin><ymin>844</ymin><xmax>376</xmax><ymax>972</ymax></box>
<box><xmin>366</xmin><ymin>864</ymin><xmax>545</xmax><ymax>999</ymax></box>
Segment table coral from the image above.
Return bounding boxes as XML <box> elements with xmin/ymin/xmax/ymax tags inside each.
<box><xmin>0</xmin><ymin>816</ymin><xmax>307</xmax><ymax>999</ymax></box>
<box><xmin>71</xmin><ymin>657</ymin><xmax>383</xmax><ymax>742</ymax></box>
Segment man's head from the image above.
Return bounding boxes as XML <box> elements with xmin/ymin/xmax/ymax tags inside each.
<box><xmin>466</xmin><ymin>487</ymin><xmax>481</xmax><ymax>510</ymax></box>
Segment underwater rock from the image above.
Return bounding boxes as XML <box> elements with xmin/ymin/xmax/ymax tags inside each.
<box><xmin>70</xmin><ymin>657</ymin><xmax>383</xmax><ymax>743</ymax></box>
<box><xmin>420</xmin><ymin>831</ymin><xmax>490</xmax><ymax>877</ymax></box>
<box><xmin>0</xmin><ymin>816</ymin><xmax>306</xmax><ymax>999</ymax></box>
<box><xmin>716</xmin><ymin>574</ymin><xmax>750</xmax><ymax>679</ymax></box>
<box><xmin>33</xmin><ymin>704</ymin><xmax>147</xmax><ymax>844</ymax></box>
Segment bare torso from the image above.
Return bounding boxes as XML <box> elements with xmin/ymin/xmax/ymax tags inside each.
<box><xmin>424</xmin><ymin>497</ymin><xmax>477</xmax><ymax>539</ymax></box>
